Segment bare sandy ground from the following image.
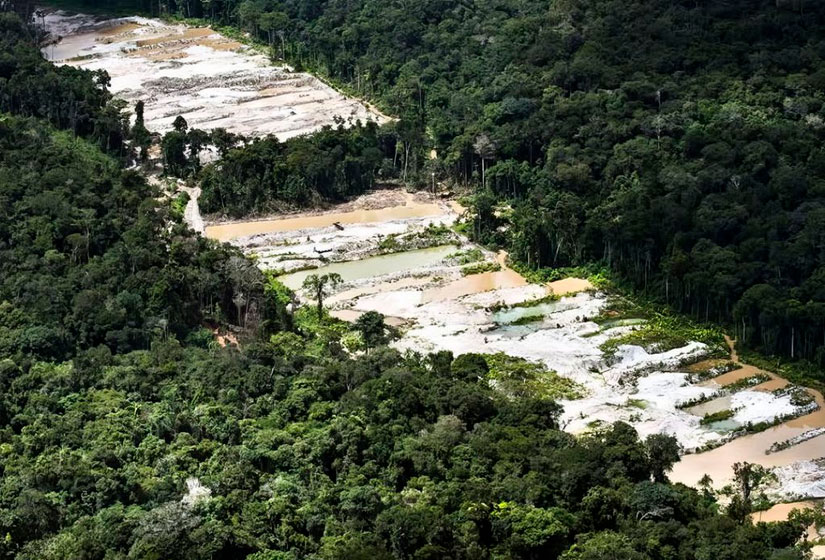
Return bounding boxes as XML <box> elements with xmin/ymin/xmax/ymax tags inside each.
<box><xmin>42</xmin><ymin>10</ymin><xmax>389</xmax><ymax>138</ymax></box>
<box><xmin>197</xmin><ymin>189</ymin><xmax>824</xmax><ymax>500</ymax></box>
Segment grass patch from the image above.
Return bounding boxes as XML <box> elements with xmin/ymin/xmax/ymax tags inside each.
<box><xmin>484</xmin><ymin>353</ymin><xmax>583</xmax><ymax>400</ymax></box>
<box><xmin>448</xmin><ymin>248</ymin><xmax>484</xmax><ymax>264</ymax></box>
<box><xmin>688</xmin><ymin>360</ymin><xmax>742</xmax><ymax>381</ymax></box>
<box><xmin>509</xmin><ymin>261</ymin><xmax>612</xmax><ymax>289</ymax></box>
<box><xmin>170</xmin><ymin>190</ymin><xmax>189</xmax><ymax>219</ymax></box>
<box><xmin>700</xmin><ymin>409</ymin><xmax>735</xmax><ymax>426</ymax></box>
<box><xmin>627</xmin><ymin>398</ymin><xmax>648</xmax><ymax>409</ymax></box>
<box><xmin>590</xmin><ymin>295</ymin><xmax>650</xmax><ymax>325</ymax></box>
<box><xmin>508</xmin><ymin>314</ymin><xmax>545</xmax><ymax>326</ymax></box>
<box><xmin>461</xmin><ymin>261</ymin><xmax>501</xmax><ymax>276</ymax></box>
<box><xmin>599</xmin><ymin>313</ymin><xmax>726</xmax><ymax>359</ymax></box>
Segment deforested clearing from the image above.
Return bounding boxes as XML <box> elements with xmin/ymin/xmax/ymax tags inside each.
<box><xmin>41</xmin><ymin>10</ymin><xmax>389</xmax><ymax>138</ymax></box>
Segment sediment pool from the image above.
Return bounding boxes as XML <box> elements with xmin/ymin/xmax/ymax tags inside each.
<box><xmin>277</xmin><ymin>245</ymin><xmax>457</xmax><ymax>290</ymax></box>
<box><xmin>203</xmin><ymin>189</ymin><xmax>825</xmax><ymax>501</ymax></box>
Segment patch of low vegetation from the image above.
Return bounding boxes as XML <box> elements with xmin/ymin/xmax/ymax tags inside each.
<box><xmin>484</xmin><ymin>353</ymin><xmax>583</xmax><ymax>400</ymax></box>
<box><xmin>591</xmin><ymin>296</ymin><xmax>650</xmax><ymax>325</ymax></box>
<box><xmin>627</xmin><ymin>398</ymin><xmax>648</xmax><ymax>409</ymax></box>
<box><xmin>774</xmin><ymin>385</ymin><xmax>817</xmax><ymax>408</ymax></box>
<box><xmin>377</xmin><ymin>234</ymin><xmax>402</xmax><ymax>253</ymax></box>
<box><xmin>448</xmin><ymin>247</ymin><xmax>484</xmax><ymax>264</ymax></box>
<box><xmin>676</xmin><ymin>391</ymin><xmax>720</xmax><ymax>410</ymax></box>
<box><xmin>511</xmin><ymin>293</ymin><xmax>561</xmax><ymax>308</ymax></box>
<box><xmin>510</xmin><ymin>262</ymin><xmax>612</xmax><ymax>289</ymax></box>
<box><xmin>461</xmin><ymin>261</ymin><xmax>501</xmax><ymax>276</ymax></box>
<box><xmin>600</xmin><ymin>313</ymin><xmax>726</xmax><ymax>359</ymax></box>
<box><xmin>170</xmin><ymin>190</ymin><xmax>189</xmax><ymax>219</ymax></box>
<box><xmin>700</xmin><ymin>409</ymin><xmax>735</xmax><ymax>426</ymax></box>
<box><xmin>766</xmin><ymin>427</ymin><xmax>825</xmax><ymax>455</ymax></box>
<box><xmin>688</xmin><ymin>360</ymin><xmax>743</xmax><ymax>382</ymax></box>
<box><xmin>378</xmin><ymin>224</ymin><xmax>460</xmax><ymax>255</ymax></box>
<box><xmin>508</xmin><ymin>314</ymin><xmax>545</xmax><ymax>326</ymax></box>
<box><xmin>677</xmin><ymin>374</ymin><xmax>769</xmax><ymax>410</ymax></box>
<box><xmin>725</xmin><ymin>373</ymin><xmax>771</xmax><ymax>392</ymax></box>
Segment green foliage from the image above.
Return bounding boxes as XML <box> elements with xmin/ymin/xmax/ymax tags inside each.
<box><xmin>600</xmin><ymin>314</ymin><xmax>726</xmax><ymax>359</ymax></box>
<box><xmin>377</xmin><ymin>225</ymin><xmax>458</xmax><ymax>254</ymax></box>
<box><xmin>170</xmin><ymin>190</ymin><xmax>189</xmax><ymax>219</ymax></box>
<box><xmin>0</xmin><ymin>3</ymin><xmax>815</xmax><ymax>560</ymax></box>
<box><xmin>0</xmin><ymin>13</ymin><xmax>129</xmax><ymax>156</ymax></box>
<box><xmin>448</xmin><ymin>248</ymin><xmax>484</xmax><ymax>265</ymax></box>
<box><xmin>198</xmin><ymin>123</ymin><xmax>385</xmax><ymax>216</ymax></box>
<box><xmin>302</xmin><ymin>273</ymin><xmax>343</xmax><ymax>319</ymax></box>
<box><xmin>353</xmin><ymin>311</ymin><xmax>387</xmax><ymax>352</ymax></box>
<box><xmin>509</xmin><ymin>314</ymin><xmax>545</xmax><ymax>326</ymax></box>
<box><xmin>460</xmin><ymin>261</ymin><xmax>501</xmax><ymax>276</ymax></box>
<box><xmin>484</xmin><ymin>353</ymin><xmax>583</xmax><ymax>400</ymax></box>
<box><xmin>700</xmin><ymin>409</ymin><xmax>736</xmax><ymax>426</ymax></box>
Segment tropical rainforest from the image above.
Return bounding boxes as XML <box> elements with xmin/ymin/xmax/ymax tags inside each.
<box><xmin>0</xmin><ymin>2</ymin><xmax>820</xmax><ymax>558</ymax></box>
<box><xmin>104</xmin><ymin>0</ymin><xmax>825</xmax><ymax>371</ymax></box>
<box><xmin>50</xmin><ymin>0</ymin><xmax>825</xmax><ymax>371</ymax></box>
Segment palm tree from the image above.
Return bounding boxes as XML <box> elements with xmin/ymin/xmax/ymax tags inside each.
<box><xmin>302</xmin><ymin>273</ymin><xmax>343</xmax><ymax>318</ymax></box>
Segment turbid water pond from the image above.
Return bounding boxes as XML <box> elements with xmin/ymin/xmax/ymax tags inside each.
<box><xmin>278</xmin><ymin>245</ymin><xmax>457</xmax><ymax>290</ymax></box>
<box><xmin>199</xmin><ymin>187</ymin><xmax>825</xmax><ymax>503</ymax></box>
<box><xmin>55</xmin><ymin>2</ymin><xmax>822</xmax><ymax>509</ymax></box>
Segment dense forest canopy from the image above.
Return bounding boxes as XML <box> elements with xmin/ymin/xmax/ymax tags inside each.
<box><xmin>84</xmin><ymin>0</ymin><xmax>825</xmax><ymax>368</ymax></box>
<box><xmin>0</xmin><ymin>4</ymin><xmax>818</xmax><ymax>559</ymax></box>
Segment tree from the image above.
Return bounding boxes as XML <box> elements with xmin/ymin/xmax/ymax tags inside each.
<box><xmin>131</xmin><ymin>100</ymin><xmax>151</xmax><ymax>161</ymax></box>
<box><xmin>302</xmin><ymin>273</ymin><xmax>343</xmax><ymax>318</ymax></box>
<box><xmin>259</xmin><ymin>11</ymin><xmax>288</xmax><ymax>59</ymax></box>
<box><xmin>728</xmin><ymin>462</ymin><xmax>772</xmax><ymax>522</ymax></box>
<box><xmin>644</xmin><ymin>433</ymin><xmax>680</xmax><ymax>483</ymax></box>
<box><xmin>161</xmin><ymin>130</ymin><xmax>188</xmax><ymax>176</ymax></box>
<box><xmin>473</xmin><ymin>133</ymin><xmax>497</xmax><ymax>190</ymax></box>
<box><xmin>172</xmin><ymin>115</ymin><xmax>188</xmax><ymax>132</ymax></box>
<box><xmin>354</xmin><ymin>311</ymin><xmax>387</xmax><ymax>352</ymax></box>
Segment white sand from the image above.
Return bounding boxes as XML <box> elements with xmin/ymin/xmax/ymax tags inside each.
<box><xmin>42</xmin><ymin>11</ymin><xmax>388</xmax><ymax>138</ymax></box>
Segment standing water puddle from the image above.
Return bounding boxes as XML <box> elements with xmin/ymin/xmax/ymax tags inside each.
<box><xmin>277</xmin><ymin>246</ymin><xmax>456</xmax><ymax>290</ymax></box>
<box><xmin>687</xmin><ymin>394</ymin><xmax>733</xmax><ymax>418</ymax></box>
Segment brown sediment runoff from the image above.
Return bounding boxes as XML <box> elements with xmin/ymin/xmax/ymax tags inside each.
<box><xmin>751</xmin><ymin>500</ymin><xmax>824</xmax><ymax>557</ymax></box>
<box><xmin>751</xmin><ymin>500</ymin><xmax>820</xmax><ymax>523</ymax></box>
<box><xmin>752</xmin><ymin>378</ymin><xmax>790</xmax><ymax>392</ymax></box>
<box><xmin>205</xmin><ymin>199</ymin><xmax>445</xmax><ymax>242</ymax></box>
<box><xmin>548</xmin><ymin>277</ymin><xmax>594</xmax><ymax>297</ymax></box>
<box><xmin>98</xmin><ymin>22</ymin><xmax>141</xmax><ymax>37</ymax></box>
<box><xmin>421</xmin><ymin>251</ymin><xmax>526</xmax><ymax>302</ymax></box>
<box><xmin>134</xmin><ymin>26</ymin><xmax>215</xmax><ymax>47</ymax></box>
<box><xmin>448</xmin><ymin>200</ymin><xmax>467</xmax><ymax>214</ymax></box>
<box><xmin>687</xmin><ymin>358</ymin><xmax>727</xmax><ymax>373</ymax></box>
<box><xmin>671</xmin><ymin>336</ymin><xmax>825</xmax><ymax>488</ymax></box>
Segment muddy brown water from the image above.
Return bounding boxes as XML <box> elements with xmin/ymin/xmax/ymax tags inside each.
<box><xmin>751</xmin><ymin>500</ymin><xmax>821</xmax><ymax>523</ymax></box>
<box><xmin>422</xmin><ymin>252</ymin><xmax>527</xmax><ymax>302</ymax></box>
<box><xmin>205</xmin><ymin>199</ymin><xmax>444</xmax><ymax>242</ymax></box>
<box><xmin>672</xmin><ymin>337</ymin><xmax>825</xmax><ymax>487</ymax></box>
<box><xmin>421</xmin><ymin>252</ymin><xmax>594</xmax><ymax>303</ymax></box>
